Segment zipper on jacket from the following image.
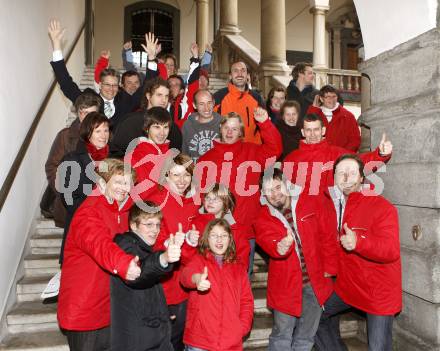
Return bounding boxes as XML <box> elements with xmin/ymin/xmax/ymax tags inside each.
<box><xmin>246</xmin><ymin>107</ymin><xmax>250</xmax><ymax>127</ymax></box>
<box><xmin>117</xmin><ymin>214</ymin><xmax>120</xmax><ymax>224</ymax></box>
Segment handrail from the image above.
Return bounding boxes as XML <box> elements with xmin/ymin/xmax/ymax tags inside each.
<box><xmin>0</xmin><ymin>22</ymin><xmax>86</xmax><ymax>212</ymax></box>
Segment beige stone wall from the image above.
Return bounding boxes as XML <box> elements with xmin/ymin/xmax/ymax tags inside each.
<box><xmin>94</xmin><ymin>0</ymin><xmax>215</xmax><ymax>70</ymax></box>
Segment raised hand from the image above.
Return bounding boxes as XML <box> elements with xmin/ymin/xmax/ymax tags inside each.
<box><xmin>254</xmin><ymin>107</ymin><xmax>269</xmax><ymax>123</ymax></box>
<box><xmin>340</xmin><ymin>223</ymin><xmax>357</xmax><ymax>251</ymax></box>
<box><xmin>190</xmin><ymin>42</ymin><xmax>199</xmax><ymax>58</ymax></box>
<box><xmin>100</xmin><ymin>50</ymin><xmax>110</xmax><ymax>59</ymax></box>
<box><xmin>313</xmin><ymin>94</ymin><xmax>321</xmax><ymax>107</ymax></box>
<box><xmin>378</xmin><ymin>133</ymin><xmax>393</xmax><ymax>156</ymax></box>
<box><xmin>48</xmin><ymin>19</ymin><xmax>65</xmax><ymax>51</ymax></box>
<box><xmin>125</xmin><ymin>256</ymin><xmax>141</xmax><ymax>280</ymax></box>
<box><xmin>276</xmin><ymin>229</ymin><xmax>294</xmax><ymax>255</ymax></box>
<box><xmin>163</xmin><ymin>234</ymin><xmax>182</xmax><ymax>263</ymax></box>
<box><xmin>141</xmin><ymin>32</ymin><xmax>158</xmax><ymax>60</ymax></box>
<box><xmin>174</xmin><ymin>223</ymin><xmax>186</xmax><ymax>248</ymax></box>
<box><xmin>187</xmin><ymin>224</ymin><xmax>200</xmax><ymax>246</ymax></box>
<box><xmin>123</xmin><ymin>41</ymin><xmax>132</xmax><ymax>50</ymax></box>
<box><xmin>195</xmin><ymin>266</ymin><xmax>211</xmax><ymax>291</ymax></box>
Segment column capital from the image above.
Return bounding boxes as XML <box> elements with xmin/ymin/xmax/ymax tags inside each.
<box><xmin>309</xmin><ymin>0</ymin><xmax>329</xmax><ymax>10</ymax></box>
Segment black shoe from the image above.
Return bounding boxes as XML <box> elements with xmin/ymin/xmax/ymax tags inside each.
<box><xmin>42</xmin><ymin>295</ymin><xmax>58</xmax><ymax>304</ymax></box>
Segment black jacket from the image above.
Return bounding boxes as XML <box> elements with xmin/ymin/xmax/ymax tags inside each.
<box><xmin>111</xmin><ymin>231</ymin><xmax>174</xmax><ymax>351</ymax></box>
<box><xmin>50</xmin><ymin>59</ymin><xmax>143</xmax><ymax>129</ymax></box>
<box><xmin>110</xmin><ymin>110</ymin><xmax>182</xmax><ymax>157</ymax></box>
<box><xmin>274</xmin><ymin>119</ymin><xmax>302</xmax><ymax>160</ymax></box>
<box><xmin>58</xmin><ymin>140</ymin><xmax>97</xmax><ymax>263</ymax></box>
<box><xmin>286</xmin><ymin>80</ymin><xmax>319</xmax><ymax>120</ymax></box>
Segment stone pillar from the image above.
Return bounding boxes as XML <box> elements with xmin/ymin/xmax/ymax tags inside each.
<box><xmin>196</xmin><ymin>0</ymin><xmax>209</xmax><ymax>53</ymax></box>
<box><xmin>360</xmin><ymin>28</ymin><xmax>440</xmax><ymax>350</ymax></box>
<box><xmin>219</xmin><ymin>0</ymin><xmax>240</xmax><ymax>35</ymax></box>
<box><xmin>310</xmin><ymin>0</ymin><xmax>329</xmax><ymax>69</ymax></box>
<box><xmin>259</xmin><ymin>0</ymin><xmax>290</xmax><ymax>95</ymax></box>
<box><xmin>332</xmin><ymin>26</ymin><xmax>342</xmax><ymax>69</ymax></box>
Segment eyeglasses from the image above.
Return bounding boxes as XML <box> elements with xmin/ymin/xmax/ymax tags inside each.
<box><xmin>205</xmin><ymin>196</ymin><xmax>222</xmax><ymax>203</ymax></box>
<box><xmin>101</xmin><ymin>83</ymin><xmax>119</xmax><ymax>89</ymax></box>
<box><xmin>209</xmin><ymin>234</ymin><xmax>229</xmax><ymax>241</ymax></box>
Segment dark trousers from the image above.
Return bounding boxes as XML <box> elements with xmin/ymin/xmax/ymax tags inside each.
<box><xmin>169</xmin><ymin>300</ymin><xmax>187</xmax><ymax>351</ymax></box>
<box><xmin>64</xmin><ymin>326</ymin><xmax>110</xmax><ymax>351</ymax></box>
<box><xmin>315</xmin><ymin>292</ymin><xmax>394</xmax><ymax>351</ymax></box>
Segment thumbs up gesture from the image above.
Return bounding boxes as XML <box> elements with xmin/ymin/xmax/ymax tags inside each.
<box><xmin>163</xmin><ymin>234</ymin><xmax>182</xmax><ymax>263</ymax></box>
<box><xmin>125</xmin><ymin>256</ymin><xmax>141</xmax><ymax>280</ymax></box>
<box><xmin>187</xmin><ymin>224</ymin><xmax>200</xmax><ymax>246</ymax></box>
<box><xmin>194</xmin><ymin>266</ymin><xmax>211</xmax><ymax>292</ymax></box>
<box><xmin>174</xmin><ymin>223</ymin><xmax>186</xmax><ymax>247</ymax></box>
<box><xmin>277</xmin><ymin>229</ymin><xmax>295</xmax><ymax>255</ymax></box>
<box><xmin>340</xmin><ymin>223</ymin><xmax>357</xmax><ymax>251</ymax></box>
<box><xmin>378</xmin><ymin>133</ymin><xmax>393</xmax><ymax>156</ymax></box>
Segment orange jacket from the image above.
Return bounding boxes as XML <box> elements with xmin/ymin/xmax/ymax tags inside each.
<box><xmin>213</xmin><ymin>83</ymin><xmax>264</xmax><ymax>144</ymax></box>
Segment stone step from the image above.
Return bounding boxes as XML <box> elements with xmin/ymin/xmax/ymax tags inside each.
<box><xmin>0</xmin><ymin>330</ymin><xmax>68</xmax><ymax>350</ymax></box>
<box><xmin>30</xmin><ymin>234</ymin><xmax>62</xmax><ymax>249</ymax></box>
<box><xmin>16</xmin><ymin>274</ymin><xmax>55</xmax><ymax>302</ymax></box>
<box><xmin>6</xmin><ymin>302</ymin><xmax>58</xmax><ymax>334</ymax></box>
<box><xmin>24</xmin><ymin>254</ymin><xmax>60</xmax><ymax>277</ymax></box>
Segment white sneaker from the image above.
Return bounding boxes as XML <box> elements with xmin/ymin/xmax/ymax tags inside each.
<box><xmin>41</xmin><ymin>272</ymin><xmax>61</xmax><ymax>299</ymax></box>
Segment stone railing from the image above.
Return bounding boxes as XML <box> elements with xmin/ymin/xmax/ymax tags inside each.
<box><xmin>314</xmin><ymin>67</ymin><xmax>361</xmax><ymax>93</ymax></box>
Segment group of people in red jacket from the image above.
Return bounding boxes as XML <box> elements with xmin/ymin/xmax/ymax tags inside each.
<box><xmin>47</xmin><ymin>19</ymin><xmax>401</xmax><ymax>351</ymax></box>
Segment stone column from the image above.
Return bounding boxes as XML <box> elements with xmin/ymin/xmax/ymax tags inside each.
<box><xmin>259</xmin><ymin>0</ymin><xmax>290</xmax><ymax>95</ymax></box>
<box><xmin>196</xmin><ymin>0</ymin><xmax>209</xmax><ymax>53</ymax></box>
<box><xmin>360</xmin><ymin>29</ymin><xmax>440</xmax><ymax>350</ymax></box>
<box><xmin>310</xmin><ymin>0</ymin><xmax>329</xmax><ymax>69</ymax></box>
<box><xmin>332</xmin><ymin>26</ymin><xmax>342</xmax><ymax>69</ymax></box>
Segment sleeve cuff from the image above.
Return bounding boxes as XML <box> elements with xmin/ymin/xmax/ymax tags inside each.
<box><xmin>185</xmin><ymin>232</ymin><xmax>198</xmax><ymax>247</ymax></box>
<box><xmin>52</xmin><ymin>50</ymin><xmax>63</xmax><ymax>62</ymax></box>
<box><xmin>147</xmin><ymin>61</ymin><xmax>158</xmax><ymax>71</ymax></box>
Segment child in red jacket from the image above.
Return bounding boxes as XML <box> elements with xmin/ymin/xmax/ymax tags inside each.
<box><xmin>181</xmin><ymin>219</ymin><xmax>254</xmax><ymax>351</ymax></box>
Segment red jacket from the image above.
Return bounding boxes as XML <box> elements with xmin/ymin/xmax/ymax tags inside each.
<box><xmin>308</xmin><ymin>105</ymin><xmax>360</xmax><ymax>152</ymax></box>
<box><xmin>147</xmin><ymin>186</ymin><xmax>200</xmax><ymax>305</ymax></box>
<box><xmin>283</xmin><ymin>139</ymin><xmax>391</xmax><ymax>196</ymax></box>
<box><xmin>324</xmin><ymin>189</ymin><xmax>402</xmax><ymax>315</ymax></box>
<box><xmin>181</xmin><ymin>253</ymin><xmax>254</xmax><ymax>351</ymax></box>
<box><xmin>196</xmin><ymin>119</ymin><xmax>282</xmax><ymax>237</ymax></box>
<box><xmin>58</xmin><ymin>192</ymin><xmax>133</xmax><ymax>330</ymax></box>
<box><xmin>128</xmin><ymin>138</ymin><xmax>170</xmax><ymax>198</ymax></box>
<box><xmin>190</xmin><ymin>212</ymin><xmax>250</xmax><ymax>268</ymax></box>
<box><xmin>254</xmin><ymin>192</ymin><xmax>337</xmax><ymax>317</ymax></box>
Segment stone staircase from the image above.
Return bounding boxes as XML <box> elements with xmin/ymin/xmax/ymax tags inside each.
<box><xmin>0</xmin><ymin>216</ymin><xmax>367</xmax><ymax>350</ymax></box>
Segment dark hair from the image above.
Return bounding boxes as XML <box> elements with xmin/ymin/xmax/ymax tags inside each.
<box><xmin>266</xmin><ymin>86</ymin><xmax>287</xmax><ymax>110</ymax></box>
<box><xmin>164</xmin><ymin>54</ymin><xmax>178</xmax><ymax>71</ymax></box>
<box><xmin>121</xmin><ymin>70</ymin><xmax>140</xmax><ymax>86</ymax></box>
<box><xmin>204</xmin><ymin>183</ymin><xmax>236</xmax><ymax>217</ymax></box>
<box><xmin>99</xmin><ymin>68</ymin><xmax>120</xmax><ymax>82</ymax></box>
<box><xmin>291</xmin><ymin>62</ymin><xmax>313</xmax><ymax>81</ymax></box>
<box><xmin>140</xmin><ymin>77</ymin><xmax>170</xmax><ymax>110</ymax></box>
<box><xmin>168</xmin><ymin>74</ymin><xmax>185</xmax><ymax>90</ymax></box>
<box><xmin>303</xmin><ymin>113</ymin><xmax>324</xmax><ymax>127</ymax></box>
<box><xmin>159</xmin><ymin>153</ymin><xmax>194</xmax><ymax>195</ymax></box>
<box><xmin>230</xmin><ymin>61</ymin><xmax>249</xmax><ymax>74</ymax></box>
<box><xmin>193</xmin><ymin>88</ymin><xmax>214</xmax><ymax>104</ymax></box>
<box><xmin>259</xmin><ymin>167</ymin><xmax>285</xmax><ymax>190</ymax></box>
<box><xmin>198</xmin><ymin>219</ymin><xmax>236</xmax><ymax>263</ymax></box>
<box><xmin>129</xmin><ymin>201</ymin><xmax>163</xmax><ymax>225</ymax></box>
<box><xmin>143</xmin><ymin>107</ymin><xmax>171</xmax><ymax>135</ymax></box>
<box><xmin>333</xmin><ymin>154</ymin><xmax>365</xmax><ymax>178</ymax></box>
<box><xmin>74</xmin><ymin>93</ymin><xmax>102</xmax><ymax>114</ymax></box>
<box><xmin>280</xmin><ymin>100</ymin><xmax>300</xmax><ymax>118</ymax></box>
<box><xmin>319</xmin><ymin>84</ymin><xmax>338</xmax><ymax>97</ymax></box>
<box><xmin>79</xmin><ymin>112</ymin><xmax>109</xmax><ymax>142</ymax></box>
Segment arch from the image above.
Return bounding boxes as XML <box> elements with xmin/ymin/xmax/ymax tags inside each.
<box><xmin>353</xmin><ymin>0</ymin><xmax>437</xmax><ymax>59</ymax></box>
<box><xmin>124</xmin><ymin>1</ymin><xmax>180</xmax><ymax>63</ymax></box>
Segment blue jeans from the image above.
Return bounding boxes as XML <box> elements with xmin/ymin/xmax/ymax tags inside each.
<box><xmin>269</xmin><ymin>285</ymin><xmax>322</xmax><ymax>351</ymax></box>
<box><xmin>316</xmin><ymin>292</ymin><xmax>394</xmax><ymax>351</ymax></box>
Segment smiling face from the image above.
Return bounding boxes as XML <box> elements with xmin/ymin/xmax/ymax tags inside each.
<box><xmin>220</xmin><ymin>117</ymin><xmax>242</xmax><ymax>144</ymax></box>
<box><xmin>147</xmin><ymin>123</ymin><xmax>170</xmax><ymax>144</ymax></box>
<box><xmin>271</xmin><ymin>91</ymin><xmax>286</xmax><ymax>110</ymax></box>
<box><xmin>89</xmin><ymin>122</ymin><xmax>110</xmax><ymax>149</ymax></box>
<box><xmin>282</xmin><ymin>106</ymin><xmax>299</xmax><ymax>127</ymax></box>
<box><xmin>262</xmin><ymin>178</ymin><xmax>289</xmax><ymax>211</ymax></box>
<box><xmin>204</xmin><ymin>193</ymin><xmax>224</xmax><ymax>218</ymax></box>
<box><xmin>194</xmin><ymin>90</ymin><xmax>214</xmax><ymax>121</ymax></box>
<box><xmin>99</xmin><ymin>75</ymin><xmax>119</xmax><ymax>100</ymax></box>
<box><xmin>320</xmin><ymin>92</ymin><xmax>338</xmax><ymax>109</ymax></box>
<box><xmin>208</xmin><ymin>224</ymin><xmax>231</xmax><ymax>256</ymax></box>
<box><xmin>147</xmin><ymin>86</ymin><xmax>170</xmax><ymax>109</ymax></box>
<box><xmin>122</xmin><ymin>74</ymin><xmax>140</xmax><ymax>95</ymax></box>
<box><xmin>166</xmin><ymin>164</ymin><xmax>192</xmax><ymax>195</ymax></box>
<box><xmin>105</xmin><ymin>173</ymin><xmax>132</xmax><ymax>204</ymax></box>
<box><xmin>301</xmin><ymin>120</ymin><xmax>326</xmax><ymax>144</ymax></box>
<box><xmin>230</xmin><ymin>62</ymin><xmax>247</xmax><ymax>90</ymax></box>
<box><xmin>131</xmin><ymin>216</ymin><xmax>161</xmax><ymax>246</ymax></box>
<box><xmin>334</xmin><ymin>158</ymin><xmax>364</xmax><ymax>197</ymax></box>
